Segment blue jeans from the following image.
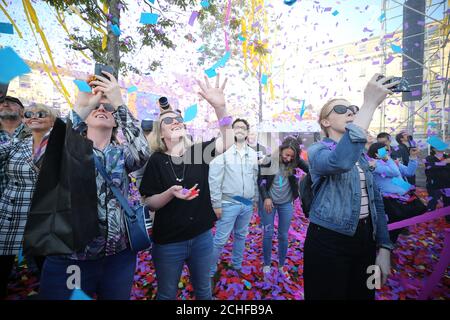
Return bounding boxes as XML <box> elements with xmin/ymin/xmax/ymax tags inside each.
<box><xmin>210</xmin><ymin>202</ymin><xmax>253</xmax><ymax>277</ymax></box>
<box><xmin>152</xmin><ymin>229</ymin><xmax>213</xmax><ymax>300</ymax></box>
<box><xmin>38</xmin><ymin>249</ymin><xmax>137</xmax><ymax>300</ymax></box>
<box><xmin>260</xmin><ymin>200</ymin><xmax>294</xmax><ymax>267</ymax></box>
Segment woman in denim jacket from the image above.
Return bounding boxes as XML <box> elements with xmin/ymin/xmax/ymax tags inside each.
<box><xmin>304</xmin><ymin>74</ymin><xmax>396</xmax><ymax>300</ymax></box>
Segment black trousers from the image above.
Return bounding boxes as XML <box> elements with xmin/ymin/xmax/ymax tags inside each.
<box><xmin>383</xmin><ymin>197</ymin><xmax>427</xmax><ymax>243</ymax></box>
<box><xmin>304</xmin><ymin>218</ymin><xmax>376</xmax><ymax>300</ymax></box>
<box><xmin>427</xmin><ymin>188</ymin><xmax>450</xmax><ymax>223</ymax></box>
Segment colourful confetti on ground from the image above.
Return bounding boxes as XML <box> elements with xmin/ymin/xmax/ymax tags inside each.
<box><xmin>5</xmin><ymin>189</ymin><xmax>450</xmax><ymax>300</ymax></box>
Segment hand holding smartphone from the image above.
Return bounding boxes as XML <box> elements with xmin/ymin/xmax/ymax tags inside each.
<box><xmin>376</xmin><ymin>75</ymin><xmax>411</xmax><ymax>92</ymax></box>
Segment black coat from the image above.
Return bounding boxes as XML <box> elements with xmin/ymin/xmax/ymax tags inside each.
<box><xmin>391</xmin><ymin>143</ymin><xmax>410</xmax><ymax>165</ymax></box>
<box><xmin>23</xmin><ymin>118</ymin><xmax>100</xmax><ymax>256</ymax></box>
<box><xmin>258</xmin><ymin>157</ymin><xmax>309</xmax><ymax>201</ymax></box>
<box><xmin>425</xmin><ymin>154</ymin><xmax>450</xmax><ymax>190</ymax></box>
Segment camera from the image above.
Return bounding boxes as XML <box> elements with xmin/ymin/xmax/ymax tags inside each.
<box><xmin>408</xmin><ymin>135</ymin><xmax>418</xmax><ymax>149</ymax></box>
<box><xmin>377</xmin><ymin>75</ymin><xmax>411</xmax><ymax>93</ymax></box>
<box><xmin>158</xmin><ymin>96</ymin><xmax>172</xmax><ymax>111</ymax></box>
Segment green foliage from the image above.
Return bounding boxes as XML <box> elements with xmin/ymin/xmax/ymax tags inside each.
<box><xmin>43</xmin><ymin>0</ymin><xmax>196</xmax><ymax>75</ymax></box>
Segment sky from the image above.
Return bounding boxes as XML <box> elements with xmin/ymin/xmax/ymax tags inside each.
<box><xmin>0</xmin><ymin>0</ymin><xmax>447</xmax><ymax>129</ymax></box>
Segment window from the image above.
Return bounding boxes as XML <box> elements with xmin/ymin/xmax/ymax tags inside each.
<box><xmin>359</xmin><ymin>43</ymin><xmax>367</xmax><ymax>53</ymax></box>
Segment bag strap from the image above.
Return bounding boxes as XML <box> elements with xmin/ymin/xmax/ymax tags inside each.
<box><xmin>93</xmin><ymin>155</ymin><xmax>136</xmax><ymax>220</ymax></box>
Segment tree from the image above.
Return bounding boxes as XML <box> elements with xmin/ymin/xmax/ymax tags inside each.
<box><xmin>43</xmin><ymin>0</ymin><xmax>196</xmax><ymax>78</ymax></box>
<box><xmin>198</xmin><ymin>0</ymin><xmax>271</xmax><ymax>122</ymax></box>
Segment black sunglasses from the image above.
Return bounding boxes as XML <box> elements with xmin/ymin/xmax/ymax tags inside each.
<box><xmin>326</xmin><ymin>105</ymin><xmax>359</xmax><ymax>118</ymax></box>
<box><xmin>24</xmin><ymin>111</ymin><xmax>49</xmax><ymax>119</ymax></box>
<box><xmin>94</xmin><ymin>104</ymin><xmax>115</xmax><ymax>112</ymax></box>
<box><xmin>161</xmin><ymin>116</ymin><xmax>184</xmax><ymax>125</ymax></box>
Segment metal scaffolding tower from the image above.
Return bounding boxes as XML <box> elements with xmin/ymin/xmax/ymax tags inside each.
<box><xmin>380</xmin><ymin>0</ymin><xmax>449</xmax><ymax>142</ymax></box>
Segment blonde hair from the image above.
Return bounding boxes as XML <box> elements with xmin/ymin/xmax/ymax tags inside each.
<box><xmin>25</xmin><ymin>103</ymin><xmax>59</xmax><ymax>120</ymax></box>
<box><xmin>318</xmin><ymin>98</ymin><xmax>348</xmax><ymax>137</ymax></box>
<box><xmin>149</xmin><ymin>110</ymin><xmax>192</xmax><ymax>153</ymax></box>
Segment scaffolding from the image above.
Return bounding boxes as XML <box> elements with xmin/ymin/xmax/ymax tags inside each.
<box><xmin>379</xmin><ymin>0</ymin><xmax>449</xmax><ymax>142</ymax></box>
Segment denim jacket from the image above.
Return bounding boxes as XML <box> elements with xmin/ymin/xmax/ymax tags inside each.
<box><xmin>307</xmin><ymin>124</ymin><xmax>394</xmax><ymax>250</ymax></box>
<box><xmin>372</xmin><ymin>158</ymin><xmax>417</xmax><ymax>196</ymax></box>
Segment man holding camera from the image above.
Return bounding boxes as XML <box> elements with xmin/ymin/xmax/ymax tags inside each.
<box><xmin>392</xmin><ymin>131</ymin><xmax>417</xmax><ymax>185</ymax></box>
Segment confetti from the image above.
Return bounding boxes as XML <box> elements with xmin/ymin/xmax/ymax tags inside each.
<box><xmin>183</xmin><ymin>104</ymin><xmax>198</xmax><ymax>122</ymax></box>
<box><xmin>188</xmin><ymin>11</ymin><xmax>199</xmax><ymax>26</ymax></box>
<box><xmin>232</xmin><ymin>196</ymin><xmax>253</xmax><ymax>206</ymax></box>
<box><xmin>219</xmin><ymin>116</ymin><xmax>233</xmax><ymax>126</ymax></box>
<box><xmin>73</xmin><ymin>79</ymin><xmax>92</xmax><ymax>92</ymax></box>
<box><xmin>378</xmin><ymin>147</ymin><xmax>387</xmax><ymax>158</ymax></box>
<box><xmin>127</xmin><ymin>85</ymin><xmax>138</xmax><ymax>93</ymax></box>
<box><xmin>111</xmin><ymin>24</ymin><xmax>121</xmax><ymax>36</ymax></box>
<box><xmin>261</xmin><ymin>74</ymin><xmax>268</xmax><ymax>85</ymax></box>
<box><xmin>284</xmin><ymin>0</ymin><xmax>297</xmax><ymax>5</ymax></box>
<box><xmin>391</xmin><ymin>44</ymin><xmax>402</xmax><ymax>53</ymax></box>
<box><xmin>0</xmin><ymin>22</ymin><xmax>14</xmax><ymax>34</ymax></box>
<box><xmin>0</xmin><ymin>47</ymin><xmax>31</xmax><ymax>84</ymax></box>
<box><xmin>140</xmin><ymin>13</ymin><xmax>159</xmax><ymax>25</ymax></box>
<box><xmin>392</xmin><ymin>177</ymin><xmax>413</xmax><ymax>192</ymax></box>
<box><xmin>70</xmin><ymin>288</ymin><xmax>92</xmax><ymax>300</ymax></box>
<box><xmin>427</xmin><ymin>136</ymin><xmax>448</xmax><ymax>151</ymax></box>
<box><xmin>204</xmin><ymin>68</ymin><xmax>217</xmax><ymax>78</ymax></box>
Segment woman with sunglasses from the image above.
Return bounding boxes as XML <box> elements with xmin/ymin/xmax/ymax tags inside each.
<box><xmin>367</xmin><ymin>142</ymin><xmax>422</xmax><ymax>243</ymax></box>
<box><xmin>38</xmin><ymin>72</ymin><xmax>151</xmax><ymax>300</ymax></box>
<box><xmin>304</xmin><ymin>74</ymin><xmax>398</xmax><ymax>300</ymax></box>
<box><xmin>139</xmin><ymin>75</ymin><xmax>233</xmax><ymax>300</ymax></box>
<box><xmin>258</xmin><ymin>136</ymin><xmax>309</xmax><ymax>281</ymax></box>
<box><xmin>0</xmin><ymin>104</ymin><xmax>56</xmax><ymax>299</ymax></box>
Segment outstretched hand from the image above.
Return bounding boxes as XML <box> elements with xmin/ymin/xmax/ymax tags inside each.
<box><xmin>197</xmin><ymin>73</ymin><xmax>228</xmax><ymax>109</ymax></box>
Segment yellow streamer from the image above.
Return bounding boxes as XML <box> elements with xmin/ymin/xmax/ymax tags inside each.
<box><xmin>0</xmin><ymin>2</ymin><xmax>23</xmax><ymax>38</ymax></box>
<box><xmin>55</xmin><ymin>9</ymin><xmax>91</xmax><ymax>61</ymax></box>
<box><xmin>68</xmin><ymin>5</ymin><xmax>107</xmax><ymax>36</ymax></box>
<box><xmin>23</xmin><ymin>0</ymin><xmax>72</xmax><ymax>107</ymax></box>
<box><xmin>102</xmin><ymin>1</ymin><xmax>108</xmax><ymax>50</ymax></box>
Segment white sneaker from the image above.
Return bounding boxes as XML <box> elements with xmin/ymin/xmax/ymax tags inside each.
<box><xmin>278</xmin><ymin>266</ymin><xmax>290</xmax><ymax>280</ymax></box>
<box><xmin>263</xmin><ymin>266</ymin><xmax>271</xmax><ymax>274</ymax></box>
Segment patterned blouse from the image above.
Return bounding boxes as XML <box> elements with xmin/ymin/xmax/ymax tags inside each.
<box><xmin>68</xmin><ymin>106</ymin><xmax>150</xmax><ymax>260</ymax></box>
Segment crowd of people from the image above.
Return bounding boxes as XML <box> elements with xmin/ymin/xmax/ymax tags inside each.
<box><xmin>0</xmin><ymin>72</ymin><xmax>449</xmax><ymax>300</ymax></box>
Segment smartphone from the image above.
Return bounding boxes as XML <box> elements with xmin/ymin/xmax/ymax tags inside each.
<box><xmin>94</xmin><ymin>63</ymin><xmax>114</xmax><ymax>81</ymax></box>
<box><xmin>377</xmin><ymin>75</ymin><xmax>411</xmax><ymax>92</ymax></box>
<box><xmin>0</xmin><ymin>82</ymin><xmax>9</xmax><ymax>103</ymax></box>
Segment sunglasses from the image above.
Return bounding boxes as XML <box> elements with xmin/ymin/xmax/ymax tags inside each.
<box><xmin>24</xmin><ymin>111</ymin><xmax>49</xmax><ymax>119</ymax></box>
<box><xmin>325</xmin><ymin>105</ymin><xmax>359</xmax><ymax>118</ymax></box>
<box><xmin>94</xmin><ymin>104</ymin><xmax>115</xmax><ymax>112</ymax></box>
<box><xmin>161</xmin><ymin>116</ymin><xmax>184</xmax><ymax>125</ymax></box>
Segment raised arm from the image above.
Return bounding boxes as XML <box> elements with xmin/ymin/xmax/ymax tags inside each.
<box><xmin>308</xmin><ymin>124</ymin><xmax>367</xmax><ymax>175</ymax></box>
<box><xmin>373</xmin><ymin>159</ymin><xmax>401</xmax><ymax>177</ymax></box>
<box><xmin>197</xmin><ymin>74</ymin><xmax>233</xmax><ymax>155</ymax></box>
<box><xmin>113</xmin><ymin>106</ymin><xmax>151</xmax><ymax>172</ymax></box>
